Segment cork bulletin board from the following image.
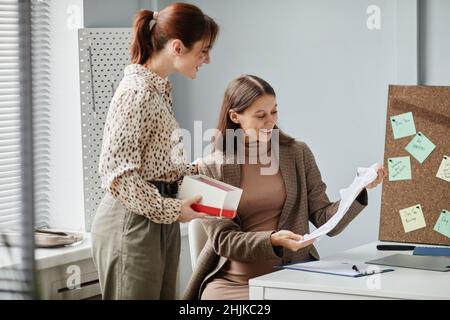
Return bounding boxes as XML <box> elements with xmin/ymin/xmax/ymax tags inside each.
<box><xmin>379</xmin><ymin>85</ymin><xmax>450</xmax><ymax>246</ymax></box>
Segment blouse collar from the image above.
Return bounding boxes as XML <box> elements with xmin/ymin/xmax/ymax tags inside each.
<box><xmin>124</xmin><ymin>64</ymin><xmax>172</xmax><ymax>95</ymax></box>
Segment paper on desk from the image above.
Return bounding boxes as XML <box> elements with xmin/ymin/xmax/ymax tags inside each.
<box><xmin>281</xmin><ymin>260</ymin><xmax>389</xmax><ymax>277</ymax></box>
<box><xmin>300</xmin><ymin>163</ymin><xmax>379</xmax><ymax>243</ymax></box>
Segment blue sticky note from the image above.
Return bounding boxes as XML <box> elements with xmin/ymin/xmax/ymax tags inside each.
<box><xmin>390</xmin><ymin>112</ymin><xmax>416</xmax><ymax>139</ymax></box>
<box><xmin>405</xmin><ymin>132</ymin><xmax>436</xmax><ymax>163</ymax></box>
<box><xmin>434</xmin><ymin>209</ymin><xmax>450</xmax><ymax>239</ymax></box>
<box><xmin>388</xmin><ymin>156</ymin><xmax>412</xmax><ymax>181</ymax></box>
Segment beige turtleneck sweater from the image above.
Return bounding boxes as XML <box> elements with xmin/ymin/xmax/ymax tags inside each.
<box><xmin>201</xmin><ymin>141</ymin><xmax>286</xmax><ymax>300</ymax></box>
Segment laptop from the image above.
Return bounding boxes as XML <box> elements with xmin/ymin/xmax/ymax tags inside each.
<box><xmin>366</xmin><ymin>253</ymin><xmax>450</xmax><ymax>272</ymax></box>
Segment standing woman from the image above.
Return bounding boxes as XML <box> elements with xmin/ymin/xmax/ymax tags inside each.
<box><xmin>91</xmin><ymin>3</ymin><xmax>219</xmax><ymax>300</ymax></box>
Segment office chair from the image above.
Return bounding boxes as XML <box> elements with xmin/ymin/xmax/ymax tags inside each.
<box><xmin>188</xmin><ymin>219</ymin><xmax>208</xmax><ymax>270</ymax></box>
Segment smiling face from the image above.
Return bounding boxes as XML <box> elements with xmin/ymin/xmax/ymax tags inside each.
<box><xmin>229</xmin><ymin>94</ymin><xmax>278</xmax><ymax>142</ymax></box>
<box><xmin>173</xmin><ymin>39</ymin><xmax>211</xmax><ymax>79</ymax></box>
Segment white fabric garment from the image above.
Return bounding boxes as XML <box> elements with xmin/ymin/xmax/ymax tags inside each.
<box><xmin>301</xmin><ymin>163</ymin><xmax>380</xmax><ymax>243</ymax></box>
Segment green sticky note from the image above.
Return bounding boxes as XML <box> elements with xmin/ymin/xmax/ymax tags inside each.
<box><xmin>399</xmin><ymin>204</ymin><xmax>426</xmax><ymax>233</ymax></box>
<box><xmin>390</xmin><ymin>112</ymin><xmax>416</xmax><ymax>139</ymax></box>
<box><xmin>388</xmin><ymin>156</ymin><xmax>412</xmax><ymax>181</ymax></box>
<box><xmin>405</xmin><ymin>132</ymin><xmax>436</xmax><ymax>163</ymax></box>
<box><xmin>434</xmin><ymin>209</ymin><xmax>450</xmax><ymax>238</ymax></box>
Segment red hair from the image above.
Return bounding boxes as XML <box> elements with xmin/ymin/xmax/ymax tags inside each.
<box><xmin>130</xmin><ymin>3</ymin><xmax>219</xmax><ymax>65</ymax></box>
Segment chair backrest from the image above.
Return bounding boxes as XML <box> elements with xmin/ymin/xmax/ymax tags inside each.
<box><xmin>188</xmin><ymin>219</ymin><xmax>208</xmax><ymax>270</ymax></box>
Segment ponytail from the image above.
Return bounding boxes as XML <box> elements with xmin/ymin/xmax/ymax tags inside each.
<box><xmin>130</xmin><ymin>10</ymin><xmax>157</xmax><ymax>65</ymax></box>
<box><xmin>130</xmin><ymin>4</ymin><xmax>219</xmax><ymax>66</ymax></box>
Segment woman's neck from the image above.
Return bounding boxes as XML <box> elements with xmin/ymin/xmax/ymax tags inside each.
<box><xmin>238</xmin><ymin>138</ymin><xmax>272</xmax><ymax>164</ymax></box>
<box><xmin>243</xmin><ymin>138</ymin><xmax>271</xmax><ymax>149</ymax></box>
<box><xmin>144</xmin><ymin>52</ymin><xmax>174</xmax><ymax>79</ymax></box>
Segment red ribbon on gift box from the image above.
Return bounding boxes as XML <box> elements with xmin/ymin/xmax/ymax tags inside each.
<box><xmin>191</xmin><ymin>203</ymin><xmax>237</xmax><ymax>219</ymax></box>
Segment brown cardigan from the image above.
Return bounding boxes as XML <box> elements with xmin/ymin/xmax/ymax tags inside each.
<box><xmin>183</xmin><ymin>140</ymin><xmax>368</xmax><ymax>300</ymax></box>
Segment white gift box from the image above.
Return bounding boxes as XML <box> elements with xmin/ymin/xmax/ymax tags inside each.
<box><xmin>178</xmin><ymin>175</ymin><xmax>243</xmax><ymax>219</ymax></box>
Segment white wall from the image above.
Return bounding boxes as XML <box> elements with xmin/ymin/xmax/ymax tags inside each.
<box><xmin>418</xmin><ymin>0</ymin><xmax>450</xmax><ymax>85</ymax></box>
<box><xmin>169</xmin><ymin>0</ymin><xmax>450</xmax><ymax>259</ymax></box>
<box><xmin>169</xmin><ymin>0</ymin><xmax>418</xmax><ymax>257</ymax></box>
<box><xmin>48</xmin><ymin>0</ymin><xmax>85</xmax><ymax>230</ymax></box>
<box><xmin>83</xmin><ymin>0</ymin><xmax>159</xmax><ymax>27</ymax></box>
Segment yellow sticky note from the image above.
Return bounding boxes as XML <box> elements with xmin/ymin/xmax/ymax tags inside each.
<box><xmin>436</xmin><ymin>155</ymin><xmax>450</xmax><ymax>183</ymax></box>
<box><xmin>399</xmin><ymin>204</ymin><xmax>426</xmax><ymax>233</ymax></box>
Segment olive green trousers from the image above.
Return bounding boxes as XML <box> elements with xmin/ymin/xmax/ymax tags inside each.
<box><xmin>91</xmin><ymin>192</ymin><xmax>180</xmax><ymax>300</ymax></box>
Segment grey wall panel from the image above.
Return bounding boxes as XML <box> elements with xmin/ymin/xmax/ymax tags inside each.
<box><xmin>78</xmin><ymin>28</ymin><xmax>131</xmax><ymax>230</ymax></box>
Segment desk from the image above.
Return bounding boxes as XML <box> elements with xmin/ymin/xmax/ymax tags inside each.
<box><xmin>35</xmin><ymin>233</ymin><xmax>100</xmax><ymax>299</ymax></box>
<box><xmin>1</xmin><ymin>233</ymin><xmax>99</xmax><ymax>299</ymax></box>
<box><xmin>249</xmin><ymin>241</ymin><xmax>450</xmax><ymax>300</ymax></box>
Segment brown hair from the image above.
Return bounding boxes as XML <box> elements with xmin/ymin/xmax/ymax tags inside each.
<box><xmin>214</xmin><ymin>75</ymin><xmax>295</xmax><ymax>152</ymax></box>
<box><xmin>130</xmin><ymin>3</ymin><xmax>219</xmax><ymax>65</ymax></box>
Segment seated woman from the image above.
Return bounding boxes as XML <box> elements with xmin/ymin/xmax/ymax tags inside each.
<box><xmin>183</xmin><ymin>75</ymin><xmax>386</xmax><ymax>300</ymax></box>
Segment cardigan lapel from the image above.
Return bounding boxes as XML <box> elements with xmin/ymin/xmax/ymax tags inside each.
<box><xmin>221</xmin><ymin>163</ymin><xmax>241</xmax><ymax>187</ymax></box>
<box><xmin>277</xmin><ymin>143</ymin><xmax>297</xmax><ymax>229</ymax></box>
<box><xmin>221</xmin><ymin>151</ymin><xmax>241</xmax><ymax>187</ymax></box>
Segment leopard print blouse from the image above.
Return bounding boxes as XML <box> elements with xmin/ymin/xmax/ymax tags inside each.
<box><xmin>99</xmin><ymin>64</ymin><xmax>196</xmax><ymax>224</ymax></box>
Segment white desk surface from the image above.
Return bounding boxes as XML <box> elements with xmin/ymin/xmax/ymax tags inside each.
<box><xmin>0</xmin><ymin>233</ymin><xmax>92</xmax><ymax>270</ymax></box>
<box><xmin>249</xmin><ymin>241</ymin><xmax>450</xmax><ymax>300</ymax></box>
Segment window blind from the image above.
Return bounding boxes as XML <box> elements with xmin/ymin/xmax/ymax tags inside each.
<box><xmin>0</xmin><ymin>0</ymin><xmax>50</xmax><ymax>231</ymax></box>
<box><xmin>0</xmin><ymin>0</ymin><xmax>51</xmax><ymax>299</ymax></box>
<box><xmin>0</xmin><ymin>0</ymin><xmax>22</xmax><ymax>232</ymax></box>
<box><xmin>30</xmin><ymin>0</ymin><xmax>51</xmax><ymax>229</ymax></box>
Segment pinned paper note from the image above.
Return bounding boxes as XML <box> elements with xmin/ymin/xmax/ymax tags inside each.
<box><xmin>399</xmin><ymin>204</ymin><xmax>426</xmax><ymax>233</ymax></box>
<box><xmin>434</xmin><ymin>209</ymin><xmax>450</xmax><ymax>238</ymax></box>
<box><xmin>388</xmin><ymin>156</ymin><xmax>412</xmax><ymax>181</ymax></box>
<box><xmin>405</xmin><ymin>132</ymin><xmax>436</xmax><ymax>163</ymax></box>
<box><xmin>390</xmin><ymin>112</ymin><xmax>416</xmax><ymax>139</ymax></box>
<box><xmin>436</xmin><ymin>155</ymin><xmax>450</xmax><ymax>183</ymax></box>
